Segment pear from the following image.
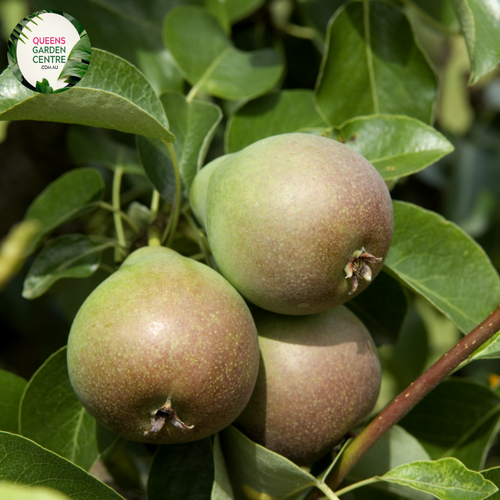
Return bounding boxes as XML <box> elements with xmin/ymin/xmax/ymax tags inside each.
<box><xmin>235</xmin><ymin>306</ymin><xmax>381</xmax><ymax>465</ymax></box>
<box><xmin>67</xmin><ymin>246</ymin><xmax>260</xmax><ymax>444</ymax></box>
<box><xmin>191</xmin><ymin>133</ymin><xmax>393</xmax><ymax>315</ymax></box>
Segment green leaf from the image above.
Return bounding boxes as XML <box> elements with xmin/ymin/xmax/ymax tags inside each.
<box><xmin>348</xmin><ymin>426</ymin><xmax>432</xmax><ymax>500</ymax></box>
<box><xmin>219</xmin><ymin>425</ymin><xmax>339</xmax><ymax>500</ymax></box>
<box><xmin>225</xmin><ymin>90</ymin><xmax>327</xmax><ymax>153</ymax></box>
<box><xmin>346</xmin><ymin>270</ymin><xmax>408</xmax><ymax>345</ymax></box>
<box><xmin>0</xmin><ymin>432</ymin><xmax>124</xmax><ymax>500</ymax></box>
<box><xmin>19</xmin><ymin>347</ymin><xmax>99</xmax><ymax>471</ymax></box>
<box><xmin>0</xmin><ymin>49</ymin><xmax>174</xmax><ymax>142</ymax></box>
<box><xmin>24</xmin><ymin>168</ymin><xmax>104</xmax><ymax>251</ymax></box>
<box><xmin>481</xmin><ymin>468</ymin><xmax>500</xmax><ymax>500</ymax></box>
<box><xmin>297</xmin><ymin>0</ymin><xmax>348</xmax><ymax>37</ymax></box>
<box><xmin>385</xmin><ymin>201</ymin><xmax>500</xmax><ymax>335</ymax></box>
<box><xmin>58</xmin><ymin>35</ymin><xmax>91</xmax><ymax>81</ymax></box>
<box><xmin>450</xmin><ymin>0</ymin><xmax>500</xmax><ymax>84</ymax></box>
<box><xmin>399</xmin><ymin>379</ymin><xmax>500</xmax><ymax>470</ymax></box>
<box><xmin>67</xmin><ymin>126</ymin><xmax>144</xmax><ymax>175</ymax></box>
<box><xmin>0</xmin><ymin>481</ymin><xmax>71</xmax><ymax>500</ymax></box>
<box><xmin>315</xmin><ymin>1</ymin><xmax>437</xmax><ymax>126</ymax></box>
<box><xmin>137</xmin><ymin>137</ymin><xmax>176</xmax><ymax>204</ymax></box>
<box><xmin>379</xmin><ymin>458</ymin><xmax>497</xmax><ymax>500</ymax></box>
<box><xmin>332</xmin><ymin>115</ymin><xmax>454</xmax><ymax>181</ymax></box>
<box><xmin>147</xmin><ymin>439</ymin><xmax>214</xmax><ymax>500</ymax></box>
<box><xmin>0</xmin><ymin>370</ymin><xmax>27</xmax><ymax>433</ymax></box>
<box><xmin>138</xmin><ymin>92</ymin><xmax>222</xmax><ymax>199</ymax></box>
<box><xmin>164</xmin><ymin>6</ymin><xmax>284</xmax><ymax>101</ymax></box>
<box><xmin>212</xmin><ymin>433</ymin><xmax>234</xmax><ymax>500</ymax></box>
<box><xmin>22</xmin><ymin>235</ymin><xmax>116</xmax><ymax>299</ymax></box>
<box><xmin>162</xmin><ymin>92</ymin><xmax>222</xmax><ymax>193</ymax></box>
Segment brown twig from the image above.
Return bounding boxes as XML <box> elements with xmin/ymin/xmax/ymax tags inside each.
<box><xmin>306</xmin><ymin>305</ymin><xmax>500</xmax><ymax>499</ymax></box>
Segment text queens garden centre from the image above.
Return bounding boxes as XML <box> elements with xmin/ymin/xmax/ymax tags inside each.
<box><xmin>32</xmin><ymin>36</ymin><xmax>68</xmax><ymax>68</ymax></box>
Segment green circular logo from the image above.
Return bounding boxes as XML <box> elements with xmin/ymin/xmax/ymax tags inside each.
<box><xmin>7</xmin><ymin>10</ymin><xmax>91</xmax><ymax>93</ymax></box>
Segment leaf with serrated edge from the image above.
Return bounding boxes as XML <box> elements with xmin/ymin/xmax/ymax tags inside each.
<box><xmin>0</xmin><ymin>431</ymin><xmax>124</xmax><ymax>500</ymax></box>
<box><xmin>385</xmin><ymin>201</ymin><xmax>500</xmax><ymax>335</ymax></box>
<box><xmin>379</xmin><ymin>458</ymin><xmax>497</xmax><ymax>500</ymax></box>
<box><xmin>451</xmin><ymin>0</ymin><xmax>500</xmax><ymax>84</ymax></box>
<box><xmin>334</xmin><ymin>115</ymin><xmax>454</xmax><ymax>180</ymax></box>
<box><xmin>225</xmin><ymin>89</ymin><xmax>327</xmax><ymax>153</ymax></box>
<box><xmin>19</xmin><ymin>347</ymin><xmax>99</xmax><ymax>471</ymax></box>
<box><xmin>164</xmin><ymin>6</ymin><xmax>284</xmax><ymax>101</ymax></box>
<box><xmin>220</xmin><ymin>425</ymin><xmax>339</xmax><ymax>500</ymax></box>
<box><xmin>23</xmin><ymin>235</ymin><xmax>115</xmax><ymax>299</ymax></box>
<box><xmin>315</xmin><ymin>1</ymin><xmax>437</xmax><ymax>126</ymax></box>
<box><xmin>0</xmin><ymin>370</ymin><xmax>26</xmax><ymax>434</ymax></box>
<box><xmin>0</xmin><ymin>49</ymin><xmax>174</xmax><ymax>142</ymax></box>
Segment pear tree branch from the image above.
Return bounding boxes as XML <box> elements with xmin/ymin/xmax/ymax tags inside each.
<box><xmin>305</xmin><ymin>305</ymin><xmax>500</xmax><ymax>499</ymax></box>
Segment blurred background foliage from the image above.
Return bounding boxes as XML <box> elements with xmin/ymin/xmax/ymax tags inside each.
<box><xmin>0</xmin><ymin>0</ymin><xmax>500</xmax><ymax>484</ymax></box>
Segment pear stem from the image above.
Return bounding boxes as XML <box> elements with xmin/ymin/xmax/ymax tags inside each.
<box><xmin>112</xmin><ymin>165</ymin><xmax>127</xmax><ymax>262</ymax></box>
<box><xmin>304</xmin><ymin>305</ymin><xmax>500</xmax><ymax>499</ymax></box>
<box><xmin>182</xmin><ymin>207</ymin><xmax>212</xmax><ymax>266</ymax></box>
<box><xmin>150</xmin><ymin>190</ymin><xmax>161</xmax><ymax>223</ymax></box>
<box><xmin>95</xmin><ymin>201</ymin><xmax>139</xmax><ymax>234</ymax></box>
<box><xmin>161</xmin><ymin>141</ymin><xmax>182</xmax><ymax>247</ymax></box>
<box><xmin>148</xmin><ymin>226</ymin><xmax>162</xmax><ymax>247</ymax></box>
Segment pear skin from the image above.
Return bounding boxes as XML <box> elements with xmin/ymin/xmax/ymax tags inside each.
<box><xmin>190</xmin><ymin>133</ymin><xmax>393</xmax><ymax>315</ymax></box>
<box><xmin>67</xmin><ymin>246</ymin><xmax>260</xmax><ymax>444</ymax></box>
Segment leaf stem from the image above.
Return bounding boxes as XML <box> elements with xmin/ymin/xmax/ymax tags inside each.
<box><xmin>112</xmin><ymin>166</ymin><xmax>127</xmax><ymax>262</ymax></box>
<box><xmin>96</xmin><ymin>201</ymin><xmax>139</xmax><ymax>234</ymax></box>
<box><xmin>305</xmin><ymin>305</ymin><xmax>500</xmax><ymax>499</ymax></box>
<box><xmin>335</xmin><ymin>478</ymin><xmax>380</xmax><ymax>496</ymax></box>
<box><xmin>161</xmin><ymin>141</ymin><xmax>182</xmax><ymax>247</ymax></box>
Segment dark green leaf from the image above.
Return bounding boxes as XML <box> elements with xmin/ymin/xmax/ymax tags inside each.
<box><xmin>137</xmin><ymin>136</ymin><xmax>176</xmax><ymax>203</ymax></box>
<box><xmin>0</xmin><ymin>432</ymin><xmax>124</xmax><ymax>500</ymax></box>
<box><xmin>67</xmin><ymin>126</ymin><xmax>143</xmax><ymax>175</ymax></box>
<box><xmin>332</xmin><ymin>115</ymin><xmax>454</xmax><ymax>180</ymax></box>
<box><xmin>0</xmin><ymin>482</ymin><xmax>71</xmax><ymax>500</ymax></box>
<box><xmin>0</xmin><ymin>370</ymin><xmax>27</xmax><ymax>433</ymax></box>
<box><xmin>346</xmin><ymin>270</ymin><xmax>408</xmax><ymax>345</ymax></box>
<box><xmin>348</xmin><ymin>426</ymin><xmax>432</xmax><ymax>500</ymax></box>
<box><xmin>481</xmin><ymin>468</ymin><xmax>500</xmax><ymax>500</ymax></box>
<box><xmin>315</xmin><ymin>1</ymin><xmax>437</xmax><ymax>126</ymax></box>
<box><xmin>164</xmin><ymin>6</ymin><xmax>284</xmax><ymax>101</ymax></box>
<box><xmin>22</xmin><ymin>235</ymin><xmax>115</xmax><ymax>299</ymax></box>
<box><xmin>147</xmin><ymin>439</ymin><xmax>214</xmax><ymax>500</ymax></box>
<box><xmin>225</xmin><ymin>90</ymin><xmax>327</xmax><ymax>153</ymax></box>
<box><xmin>24</xmin><ymin>168</ymin><xmax>104</xmax><ymax>251</ymax></box>
<box><xmin>58</xmin><ymin>35</ymin><xmax>91</xmax><ymax>81</ymax></box>
<box><xmin>450</xmin><ymin>0</ymin><xmax>500</xmax><ymax>84</ymax></box>
<box><xmin>379</xmin><ymin>458</ymin><xmax>497</xmax><ymax>500</ymax></box>
<box><xmin>19</xmin><ymin>347</ymin><xmax>99</xmax><ymax>471</ymax></box>
<box><xmin>385</xmin><ymin>202</ymin><xmax>500</xmax><ymax>335</ymax></box>
<box><xmin>162</xmin><ymin>92</ymin><xmax>222</xmax><ymax>192</ymax></box>
<box><xmin>297</xmin><ymin>0</ymin><xmax>348</xmax><ymax>37</ymax></box>
<box><xmin>0</xmin><ymin>49</ymin><xmax>174</xmax><ymax>142</ymax></box>
<box><xmin>399</xmin><ymin>379</ymin><xmax>500</xmax><ymax>470</ymax></box>
<box><xmin>225</xmin><ymin>0</ymin><xmax>265</xmax><ymax>23</ymax></box>
<box><xmin>219</xmin><ymin>426</ymin><xmax>338</xmax><ymax>500</ymax></box>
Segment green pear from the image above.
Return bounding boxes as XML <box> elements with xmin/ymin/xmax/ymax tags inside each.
<box><xmin>67</xmin><ymin>246</ymin><xmax>260</xmax><ymax>444</ymax></box>
<box><xmin>235</xmin><ymin>306</ymin><xmax>381</xmax><ymax>465</ymax></box>
<box><xmin>191</xmin><ymin>133</ymin><xmax>393</xmax><ymax>315</ymax></box>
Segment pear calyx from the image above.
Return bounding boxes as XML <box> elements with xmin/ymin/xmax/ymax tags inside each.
<box><xmin>144</xmin><ymin>397</ymin><xmax>194</xmax><ymax>435</ymax></box>
<box><xmin>344</xmin><ymin>248</ymin><xmax>383</xmax><ymax>295</ymax></box>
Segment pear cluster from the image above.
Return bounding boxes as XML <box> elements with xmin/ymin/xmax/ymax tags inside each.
<box><xmin>67</xmin><ymin>133</ymin><xmax>392</xmax><ymax>466</ymax></box>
